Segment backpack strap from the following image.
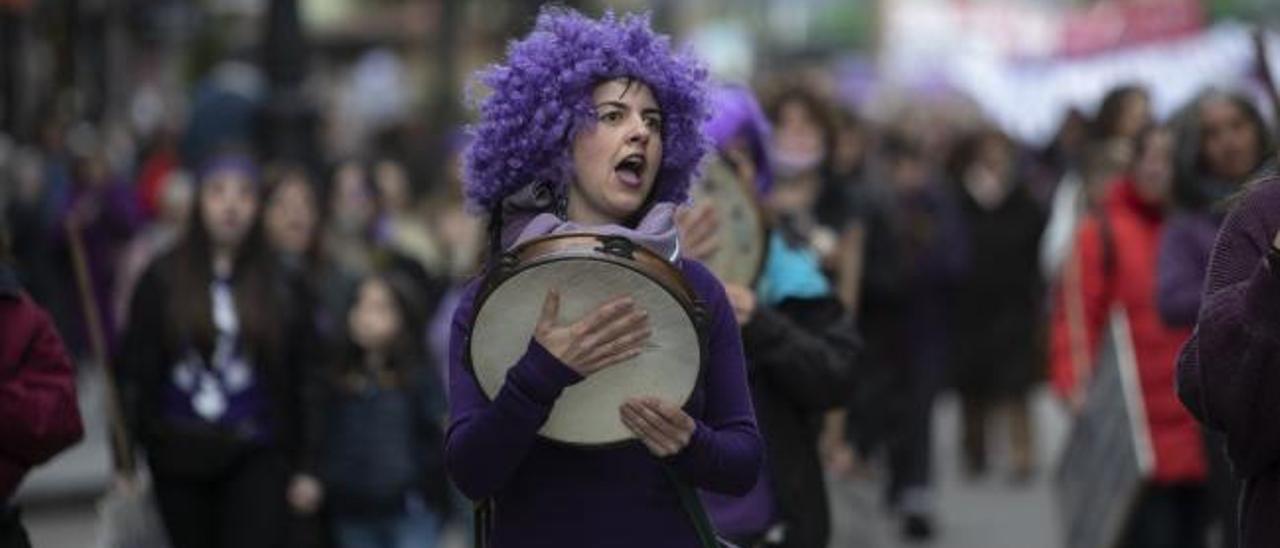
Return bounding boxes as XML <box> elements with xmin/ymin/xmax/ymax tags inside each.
<box><xmin>1097</xmin><ymin>212</ymin><xmax>1118</xmax><ymax>282</ymax></box>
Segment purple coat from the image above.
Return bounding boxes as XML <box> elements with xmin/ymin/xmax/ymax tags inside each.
<box><xmin>1177</xmin><ymin>175</ymin><xmax>1280</xmax><ymax>547</ymax></box>
<box><xmin>1156</xmin><ymin>212</ymin><xmax>1222</xmax><ymax>328</ymax></box>
<box><xmin>58</xmin><ymin>181</ymin><xmax>143</xmax><ymax>351</ymax></box>
<box><xmin>445</xmin><ymin>259</ymin><xmax>763</xmax><ymax>547</ymax></box>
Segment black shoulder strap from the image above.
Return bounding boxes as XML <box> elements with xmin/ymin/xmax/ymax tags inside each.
<box><xmin>474</xmin><ymin>498</ymin><xmax>493</xmax><ymax>548</ymax></box>
<box><xmin>659</xmin><ymin>462</ymin><xmax>733</xmax><ymax>548</ymax></box>
<box><xmin>1097</xmin><ymin>212</ymin><xmax>1118</xmax><ymax>282</ymax></box>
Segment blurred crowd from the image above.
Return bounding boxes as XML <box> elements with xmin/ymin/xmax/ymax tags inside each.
<box><xmin>2</xmin><ymin>3</ymin><xmax>1280</xmax><ymax>548</ymax></box>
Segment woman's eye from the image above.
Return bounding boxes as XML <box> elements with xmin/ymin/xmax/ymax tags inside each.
<box><xmin>645</xmin><ymin>116</ymin><xmax>662</xmax><ymax>130</ymax></box>
<box><xmin>601</xmin><ymin>111</ymin><xmax>623</xmax><ymax>123</ymax></box>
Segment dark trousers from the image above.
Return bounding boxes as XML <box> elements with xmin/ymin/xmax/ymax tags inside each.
<box><xmin>0</xmin><ymin>504</ymin><xmax>31</xmax><ymax>548</ymax></box>
<box><xmin>1123</xmin><ymin>483</ymin><xmax>1208</xmax><ymax>548</ymax></box>
<box><xmin>1202</xmin><ymin>430</ymin><xmax>1238</xmax><ymax>548</ymax></box>
<box><xmin>152</xmin><ymin>450</ymin><xmax>289</xmax><ymax>548</ymax></box>
<box><xmin>886</xmin><ymin>346</ymin><xmax>946</xmax><ymax>513</ymax></box>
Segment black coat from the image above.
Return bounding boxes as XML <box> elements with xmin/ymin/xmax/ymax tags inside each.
<box><xmin>115</xmin><ymin>250</ymin><xmax>318</xmax><ymax>478</ymax></box>
<box><xmin>950</xmin><ymin>183</ymin><xmax>1047</xmax><ymax>399</ymax></box>
<box><xmin>741</xmin><ymin>296</ymin><xmax>861</xmax><ymax>548</ymax></box>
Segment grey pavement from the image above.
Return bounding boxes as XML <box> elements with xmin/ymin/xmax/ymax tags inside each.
<box><xmin>829</xmin><ymin>389</ymin><xmax>1069</xmax><ymax>548</ymax></box>
<box><xmin>17</xmin><ymin>365</ymin><xmax>112</xmax><ymax>506</ymax></box>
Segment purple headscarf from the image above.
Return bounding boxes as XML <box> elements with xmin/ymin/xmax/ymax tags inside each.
<box><xmin>703</xmin><ymin>85</ymin><xmax>774</xmax><ymax>196</ymax></box>
<box><xmin>196</xmin><ymin>153</ymin><xmax>261</xmax><ymax>188</ymax></box>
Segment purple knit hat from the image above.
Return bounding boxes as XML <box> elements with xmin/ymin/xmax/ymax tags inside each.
<box><xmin>196</xmin><ymin>153</ymin><xmax>261</xmax><ymax>188</ymax></box>
<box><xmin>463</xmin><ymin>7</ymin><xmax>712</xmax><ymax>212</ymax></box>
<box><xmin>703</xmin><ymin>84</ymin><xmax>774</xmax><ymax>196</ymax></box>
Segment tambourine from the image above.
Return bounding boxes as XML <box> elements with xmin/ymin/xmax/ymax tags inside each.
<box><xmin>690</xmin><ymin>154</ymin><xmax>767</xmax><ymax>287</ymax></box>
<box><xmin>469</xmin><ymin>233</ymin><xmax>705</xmax><ymax>445</ymax></box>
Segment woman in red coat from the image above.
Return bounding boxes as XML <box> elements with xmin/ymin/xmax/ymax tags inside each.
<box><xmin>0</xmin><ymin>225</ymin><xmax>85</xmax><ymax>547</ymax></box>
<box><xmin>1049</xmin><ymin>126</ymin><xmax>1209</xmax><ymax>548</ymax></box>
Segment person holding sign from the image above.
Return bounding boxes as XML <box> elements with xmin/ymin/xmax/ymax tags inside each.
<box><xmin>1049</xmin><ymin>126</ymin><xmax>1209</xmax><ymax>547</ymax></box>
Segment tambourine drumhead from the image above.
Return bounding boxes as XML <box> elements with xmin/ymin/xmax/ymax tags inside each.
<box><xmin>692</xmin><ymin>155</ymin><xmax>767</xmax><ymax>287</ymax></box>
<box><xmin>469</xmin><ymin>239</ymin><xmax>701</xmax><ymax>445</ymax></box>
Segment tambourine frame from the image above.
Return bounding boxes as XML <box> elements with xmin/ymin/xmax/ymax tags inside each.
<box><xmin>466</xmin><ymin>232</ymin><xmax>709</xmax><ymax>450</ymax></box>
<box><xmin>697</xmin><ymin>152</ymin><xmax>769</xmax><ymax>288</ymax></box>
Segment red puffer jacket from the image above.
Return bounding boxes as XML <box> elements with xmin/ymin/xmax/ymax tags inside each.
<box><xmin>1049</xmin><ymin>180</ymin><xmax>1207</xmax><ymax>484</ymax></box>
<box><xmin>0</xmin><ymin>267</ymin><xmax>84</xmax><ymax>500</ymax></box>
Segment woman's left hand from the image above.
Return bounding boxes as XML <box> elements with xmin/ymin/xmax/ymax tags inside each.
<box><xmin>620</xmin><ymin>396</ymin><xmax>696</xmax><ymax>457</ymax></box>
<box><xmin>675</xmin><ymin>202</ymin><xmax>721</xmax><ymax>263</ymax></box>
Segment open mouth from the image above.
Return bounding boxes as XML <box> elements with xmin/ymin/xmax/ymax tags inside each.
<box><xmin>615</xmin><ymin>154</ymin><xmax>646</xmax><ymax>188</ymax></box>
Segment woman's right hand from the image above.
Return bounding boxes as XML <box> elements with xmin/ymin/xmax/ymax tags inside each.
<box><xmin>723</xmin><ymin>283</ymin><xmax>757</xmax><ymax>326</ymax></box>
<box><xmin>534</xmin><ymin>289</ymin><xmax>652</xmax><ymax>376</ymax></box>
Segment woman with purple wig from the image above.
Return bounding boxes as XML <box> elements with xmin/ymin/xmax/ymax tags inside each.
<box><xmin>445</xmin><ymin>8</ymin><xmax>762</xmax><ymax>548</ymax></box>
<box><xmin>687</xmin><ymin>84</ymin><xmax>861</xmax><ymax>547</ymax></box>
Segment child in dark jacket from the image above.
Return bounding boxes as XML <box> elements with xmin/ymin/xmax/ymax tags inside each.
<box><xmin>316</xmin><ymin>272</ymin><xmax>447</xmax><ymax>548</ymax></box>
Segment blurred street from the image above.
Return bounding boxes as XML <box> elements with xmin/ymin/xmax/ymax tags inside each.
<box><xmin>4</xmin><ymin>1</ymin><xmax>1276</xmax><ymax>546</ymax></box>
<box><xmin>17</xmin><ymin>369</ymin><xmax>1070</xmax><ymax>548</ymax></box>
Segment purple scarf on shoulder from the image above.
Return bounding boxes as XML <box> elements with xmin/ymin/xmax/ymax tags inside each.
<box><xmin>499</xmin><ymin>181</ymin><xmax>682</xmax><ymax>262</ymax></box>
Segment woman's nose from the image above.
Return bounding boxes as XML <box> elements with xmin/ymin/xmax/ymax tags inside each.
<box><xmin>626</xmin><ymin>116</ymin><xmax>651</xmax><ymax>145</ymax></box>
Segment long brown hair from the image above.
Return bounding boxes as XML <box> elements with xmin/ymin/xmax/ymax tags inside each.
<box><xmin>166</xmin><ymin>154</ymin><xmax>282</xmax><ymax>365</ymax></box>
<box><xmin>263</xmin><ymin>162</ymin><xmax>325</xmax><ymax>266</ymax></box>
<box><xmin>945</xmin><ymin>127</ymin><xmax>1013</xmax><ymax>185</ymax></box>
<box><xmin>332</xmin><ymin>271</ymin><xmax>425</xmax><ymax>393</ymax></box>
<box><xmin>1091</xmin><ymin>85</ymin><xmax>1149</xmax><ymax>141</ymax></box>
<box><xmin>1172</xmin><ymin>90</ymin><xmax>1274</xmax><ymax>212</ymax></box>
<box><xmin>766</xmin><ymin>85</ymin><xmax>838</xmax><ymax>176</ymax></box>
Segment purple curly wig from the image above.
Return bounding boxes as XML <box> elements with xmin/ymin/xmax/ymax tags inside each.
<box><xmin>463</xmin><ymin>7</ymin><xmax>711</xmax><ymax>212</ymax></box>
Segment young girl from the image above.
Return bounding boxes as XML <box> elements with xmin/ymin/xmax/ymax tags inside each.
<box><xmin>317</xmin><ymin>273</ymin><xmax>446</xmax><ymax>548</ymax></box>
<box><xmin>116</xmin><ymin>153</ymin><xmax>317</xmax><ymax>548</ymax></box>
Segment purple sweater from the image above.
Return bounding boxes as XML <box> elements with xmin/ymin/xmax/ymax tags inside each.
<box><xmin>445</xmin><ymin>259</ymin><xmax>763</xmax><ymax>547</ymax></box>
<box><xmin>1177</xmin><ymin>176</ymin><xmax>1280</xmax><ymax>547</ymax></box>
